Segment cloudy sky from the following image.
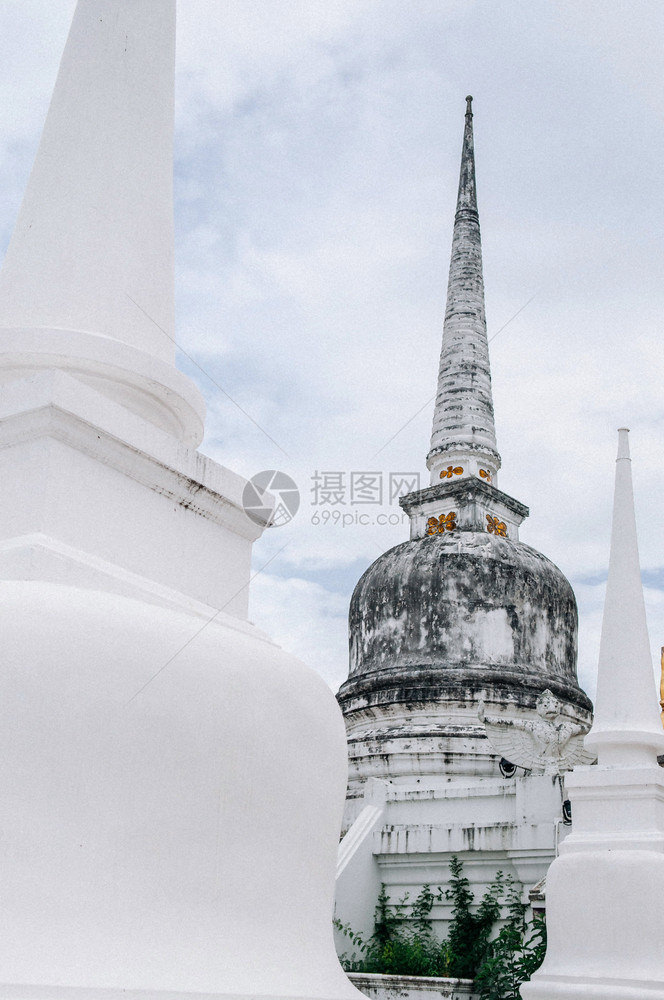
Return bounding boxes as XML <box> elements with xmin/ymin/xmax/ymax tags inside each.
<box><xmin>1</xmin><ymin>1</ymin><xmax>663</xmax><ymax>702</ymax></box>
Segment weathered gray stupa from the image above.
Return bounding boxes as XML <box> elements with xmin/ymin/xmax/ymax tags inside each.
<box><xmin>334</xmin><ymin>98</ymin><xmax>593</xmax><ymax>942</ymax></box>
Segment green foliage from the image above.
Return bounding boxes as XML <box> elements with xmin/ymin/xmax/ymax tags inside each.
<box><xmin>373</xmin><ymin>883</ymin><xmax>408</xmax><ymax>948</ymax></box>
<box><xmin>335</xmin><ymin>882</ymin><xmax>449</xmax><ymax>977</ymax></box>
<box><xmin>474</xmin><ymin>884</ymin><xmax>547</xmax><ymax>1000</ymax></box>
<box><xmin>335</xmin><ymin>856</ymin><xmax>546</xmax><ymax>1000</ymax></box>
<box><xmin>445</xmin><ymin>856</ymin><xmax>504</xmax><ymax>979</ymax></box>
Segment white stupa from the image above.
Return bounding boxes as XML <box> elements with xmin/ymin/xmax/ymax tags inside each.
<box><xmin>522</xmin><ymin>430</ymin><xmax>664</xmax><ymax>999</ymax></box>
<box><xmin>0</xmin><ymin>4</ymin><xmax>361</xmax><ymax>999</ymax></box>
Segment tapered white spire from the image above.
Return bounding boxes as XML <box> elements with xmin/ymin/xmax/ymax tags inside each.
<box><xmin>0</xmin><ymin>0</ymin><xmax>175</xmax><ymax>359</ymax></box>
<box><xmin>522</xmin><ymin>433</ymin><xmax>664</xmax><ymax>1000</ymax></box>
<box><xmin>0</xmin><ymin>0</ymin><xmax>204</xmax><ymax>444</ymax></box>
<box><xmin>427</xmin><ymin>97</ymin><xmax>500</xmax><ymax>485</ymax></box>
<box><xmin>585</xmin><ymin>428</ymin><xmax>664</xmax><ymax>766</ymax></box>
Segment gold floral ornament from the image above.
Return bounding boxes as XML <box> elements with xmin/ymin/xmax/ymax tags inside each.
<box><xmin>439</xmin><ymin>465</ymin><xmax>463</xmax><ymax>479</ymax></box>
<box><xmin>426</xmin><ymin>512</ymin><xmax>457</xmax><ymax>535</ymax></box>
<box><xmin>479</xmin><ymin>469</ymin><xmax>492</xmax><ymax>483</ymax></box>
<box><xmin>486</xmin><ymin>514</ymin><xmax>507</xmax><ymax>537</ymax></box>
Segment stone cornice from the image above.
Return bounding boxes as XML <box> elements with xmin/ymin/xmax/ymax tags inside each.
<box><xmin>0</xmin><ymin>403</ymin><xmax>262</xmax><ymax>541</ymax></box>
<box><xmin>399</xmin><ymin>475</ymin><xmax>529</xmax><ymax>521</ymax></box>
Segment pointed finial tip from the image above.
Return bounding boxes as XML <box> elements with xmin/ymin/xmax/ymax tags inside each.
<box><xmin>465</xmin><ymin>95</ymin><xmax>473</xmax><ymax>114</ymax></box>
<box><xmin>617</xmin><ymin>427</ymin><xmax>631</xmax><ymax>460</ymax></box>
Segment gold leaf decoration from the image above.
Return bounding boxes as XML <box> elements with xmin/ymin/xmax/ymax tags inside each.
<box><xmin>486</xmin><ymin>514</ymin><xmax>507</xmax><ymax>537</ymax></box>
<box><xmin>479</xmin><ymin>469</ymin><xmax>492</xmax><ymax>482</ymax></box>
<box><xmin>426</xmin><ymin>512</ymin><xmax>458</xmax><ymax>535</ymax></box>
<box><xmin>439</xmin><ymin>465</ymin><xmax>464</xmax><ymax>480</ymax></box>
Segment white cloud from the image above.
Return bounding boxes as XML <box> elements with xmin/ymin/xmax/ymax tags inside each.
<box><xmin>2</xmin><ymin>1</ymin><xmax>664</xmax><ymax>710</ymax></box>
<box><xmin>249</xmin><ymin>572</ymin><xmax>350</xmax><ymax>691</ymax></box>
<box><xmin>575</xmin><ymin>579</ymin><xmax>664</xmax><ymax>706</ymax></box>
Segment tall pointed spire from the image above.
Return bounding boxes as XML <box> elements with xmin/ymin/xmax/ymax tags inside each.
<box><xmin>585</xmin><ymin>428</ymin><xmax>664</xmax><ymax>766</ymax></box>
<box><xmin>0</xmin><ymin>0</ymin><xmax>204</xmax><ymax>445</ymax></box>
<box><xmin>521</xmin><ymin>433</ymin><xmax>664</xmax><ymax>1000</ymax></box>
<box><xmin>427</xmin><ymin>96</ymin><xmax>500</xmax><ymax>486</ymax></box>
<box><xmin>0</xmin><ymin>1</ymin><xmax>175</xmax><ymax>360</ymax></box>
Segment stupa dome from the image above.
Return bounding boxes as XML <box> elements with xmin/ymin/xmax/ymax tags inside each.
<box><xmin>0</xmin><ymin>580</ymin><xmax>355</xmax><ymax>996</ymax></box>
<box><xmin>339</xmin><ymin>531</ymin><xmax>592</xmax><ymax>722</ymax></box>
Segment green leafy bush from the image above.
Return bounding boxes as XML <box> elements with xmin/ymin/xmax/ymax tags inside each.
<box><xmin>473</xmin><ymin>881</ymin><xmax>546</xmax><ymax>1000</ymax></box>
<box><xmin>335</xmin><ymin>856</ymin><xmax>546</xmax><ymax>1000</ymax></box>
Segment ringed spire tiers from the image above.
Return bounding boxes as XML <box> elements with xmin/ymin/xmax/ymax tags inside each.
<box><xmin>427</xmin><ymin>95</ymin><xmax>500</xmax><ymax>486</ymax></box>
